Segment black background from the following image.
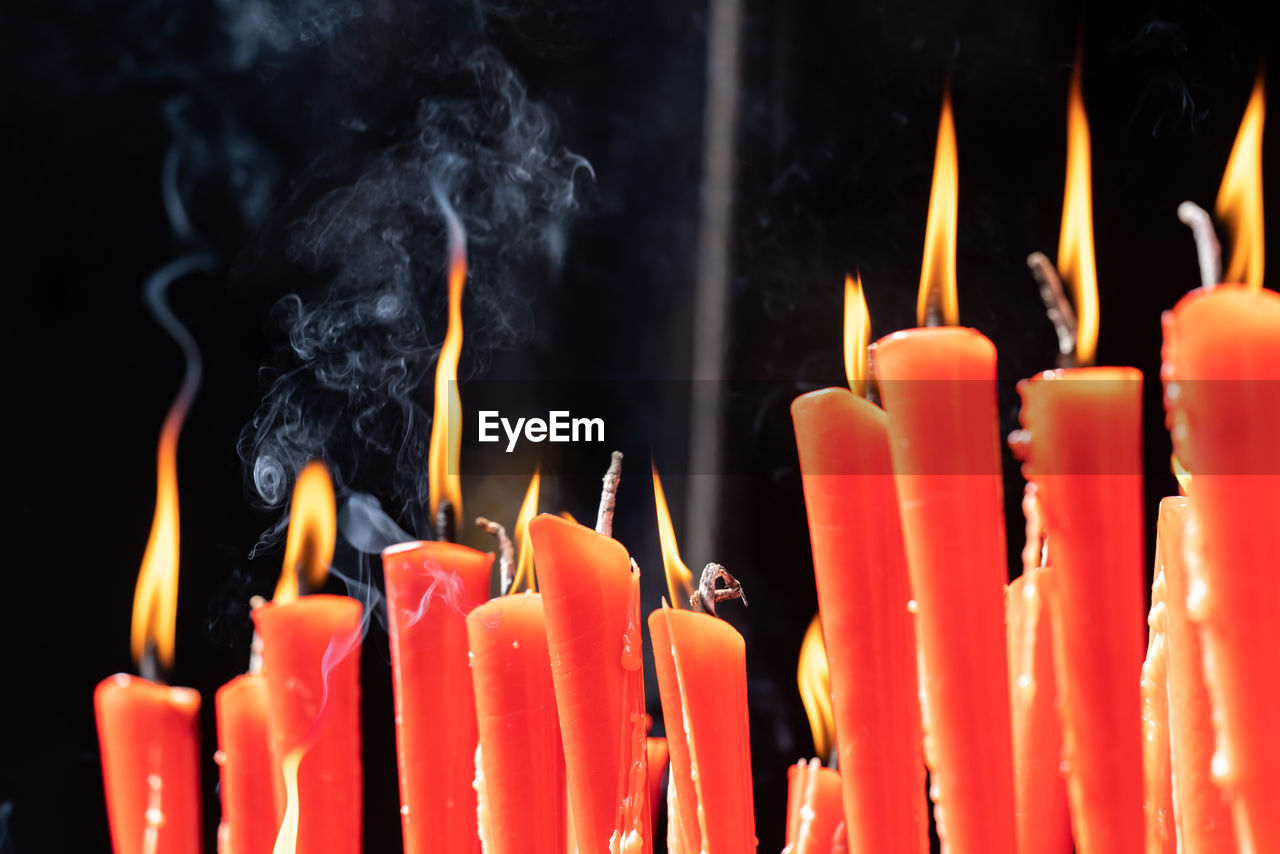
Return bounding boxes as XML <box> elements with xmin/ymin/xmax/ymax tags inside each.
<box><xmin>2</xmin><ymin>0</ymin><xmax>1278</xmax><ymax>851</ymax></box>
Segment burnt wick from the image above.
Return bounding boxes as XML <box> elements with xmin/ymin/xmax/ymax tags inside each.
<box><xmin>435</xmin><ymin>498</ymin><xmax>457</xmax><ymax>544</ymax></box>
<box><xmin>1026</xmin><ymin>251</ymin><xmax>1079</xmax><ymax>368</ymax></box>
<box><xmin>139</xmin><ymin>638</ymin><xmax>161</xmax><ymax>684</ymax></box>
<box><xmin>596</xmin><ymin>451</ymin><xmax>623</xmax><ymax>537</ymax></box>
<box><xmin>1177</xmin><ymin>201</ymin><xmax>1222</xmax><ymax>291</ymax></box>
<box><xmin>690</xmin><ymin>562</ymin><xmax>748</xmax><ymax>616</ymax></box>
<box><xmin>476</xmin><ymin>517</ymin><xmax>516</xmax><ymax>595</ymax></box>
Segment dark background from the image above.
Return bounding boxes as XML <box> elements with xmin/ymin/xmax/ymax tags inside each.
<box><xmin>2</xmin><ymin>0</ymin><xmax>1278</xmax><ymax>850</ymax></box>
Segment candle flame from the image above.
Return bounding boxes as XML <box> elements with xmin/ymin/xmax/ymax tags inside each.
<box><xmin>843</xmin><ymin>273</ymin><xmax>871</xmax><ymax>395</ymax></box>
<box><xmin>651</xmin><ymin>462</ymin><xmax>694</xmax><ymax>608</ymax></box>
<box><xmin>272</xmin><ymin>746</ymin><xmax>307</xmax><ymax>854</ymax></box>
<box><xmin>917</xmin><ymin>90</ymin><xmax>959</xmax><ymax>327</ymax></box>
<box><xmin>1215</xmin><ymin>73</ymin><xmax>1266</xmax><ymax>290</ymax></box>
<box><xmin>797</xmin><ymin>614</ymin><xmax>835</xmax><ymax>760</ymax></box>
<box><xmin>508</xmin><ymin>469</ymin><xmax>541</xmax><ymax>594</ymax></box>
<box><xmin>1058</xmin><ymin>62</ymin><xmax>1100</xmax><ymax>366</ymax></box>
<box><xmin>1171</xmin><ymin>454</ymin><xmax>1192</xmax><ymax>497</ymax></box>
<box><xmin>428</xmin><ymin>194</ymin><xmax>467</xmax><ymax>522</ymax></box>
<box><xmin>273</xmin><ymin>461</ymin><xmax>337</xmax><ymax>603</ymax></box>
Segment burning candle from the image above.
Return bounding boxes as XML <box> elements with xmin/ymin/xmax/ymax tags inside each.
<box><xmin>1141</xmin><ymin>566</ymin><xmax>1176</xmax><ymax>854</ymax></box>
<box><xmin>873</xmin><ymin>90</ymin><xmax>1016</xmax><ymax>853</ymax></box>
<box><xmin>528</xmin><ymin>512</ymin><xmax>650</xmax><ymax>853</ymax></box>
<box><xmin>790</xmin><ymin>273</ymin><xmax>927</xmax><ymax>854</ymax></box>
<box><xmin>381</xmin><ymin>540</ymin><xmax>492</xmax><ymax>854</ymax></box>
<box><xmin>783</xmin><ymin>759</ymin><xmax>844</xmax><ymax>854</ymax></box>
<box><xmin>467</xmin><ymin>591</ymin><xmax>567</xmax><ymax>854</ymax></box>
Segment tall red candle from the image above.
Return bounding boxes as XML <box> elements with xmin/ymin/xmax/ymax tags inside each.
<box><xmin>791</xmin><ymin>387</ymin><xmax>927</xmax><ymax>854</ymax></box>
<box><xmin>215</xmin><ymin>673</ymin><xmax>283</xmax><ymax>854</ymax></box>
<box><xmin>1162</xmin><ymin>285</ymin><xmax>1280</xmax><ymax>850</ymax></box>
<box><xmin>252</xmin><ymin>594</ymin><xmax>362</xmax><ymax>854</ymax></box>
<box><xmin>381</xmin><ymin>540</ymin><xmax>492</xmax><ymax>854</ymax></box>
<box><xmin>95</xmin><ymin>674</ymin><xmax>203</xmax><ymax>854</ymax></box>
<box><xmin>783</xmin><ymin>759</ymin><xmax>844</xmax><ymax>854</ymax></box>
<box><xmin>1017</xmin><ymin>367</ymin><xmax>1145</xmax><ymax>854</ymax></box>
<box><xmin>874</xmin><ymin>327</ymin><xmax>1016</xmax><ymax>854</ymax></box>
<box><xmin>528</xmin><ymin>514</ymin><xmax>650</xmax><ymax>853</ymax></box>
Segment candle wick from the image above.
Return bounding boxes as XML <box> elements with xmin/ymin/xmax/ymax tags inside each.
<box><xmin>475</xmin><ymin>517</ymin><xmax>516</xmax><ymax>595</ymax></box>
<box><xmin>435</xmin><ymin>498</ymin><xmax>457</xmax><ymax>544</ymax></box>
<box><xmin>1026</xmin><ymin>251</ymin><xmax>1079</xmax><ymax>368</ymax></box>
<box><xmin>1176</xmin><ymin>201</ymin><xmax>1222</xmax><ymax>290</ymax></box>
<box><xmin>247</xmin><ymin>595</ymin><xmax>267</xmax><ymax>675</ymax></box>
<box><xmin>595</xmin><ymin>450</ymin><xmax>624</xmax><ymax>537</ymax></box>
<box><xmin>865</xmin><ymin>344</ymin><xmax>882</xmax><ymax>406</ymax></box>
<box><xmin>139</xmin><ymin>637</ymin><xmax>162</xmax><ymax>683</ymax></box>
<box><xmin>690</xmin><ymin>562</ymin><xmax>748</xmax><ymax>616</ymax></box>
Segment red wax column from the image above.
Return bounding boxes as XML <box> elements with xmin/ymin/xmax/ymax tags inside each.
<box><xmin>1005</xmin><ymin>569</ymin><xmax>1071</xmax><ymax>854</ymax></box>
<box><xmin>649</xmin><ymin>605</ymin><xmax>755</xmax><ymax>853</ymax></box>
<box><xmin>95</xmin><ymin>674</ymin><xmax>203</xmax><ymax>854</ymax></box>
<box><xmin>1156</xmin><ymin>498</ymin><xmax>1237</xmax><ymax>852</ymax></box>
<box><xmin>873</xmin><ymin>327</ymin><xmax>1015</xmax><ymax>854</ymax></box>
<box><xmin>790</xmin><ymin>388</ymin><xmax>927</xmax><ymax>854</ymax></box>
<box><xmin>215</xmin><ymin>673</ymin><xmax>283</xmax><ymax>854</ymax></box>
<box><xmin>467</xmin><ymin>591</ymin><xmax>566</xmax><ymax>854</ymax></box>
<box><xmin>252</xmin><ymin>595</ymin><xmax>362</xmax><ymax>854</ymax></box>
<box><xmin>1017</xmin><ymin>367</ymin><xmax>1145</xmax><ymax>854</ymax></box>
<box><xmin>1141</xmin><ymin>569</ymin><xmax>1176</xmax><ymax>854</ymax></box>
<box><xmin>380</xmin><ymin>541</ymin><xmax>491</xmax><ymax>854</ymax></box>
<box><xmin>646</xmin><ymin>737</ymin><xmax>669</xmax><ymax>834</ymax></box>
<box><xmin>783</xmin><ymin>759</ymin><xmax>844</xmax><ymax>854</ymax></box>
<box><xmin>528</xmin><ymin>514</ymin><xmax>650</xmax><ymax>853</ymax></box>
<box><xmin>1162</xmin><ymin>285</ymin><xmax>1280</xmax><ymax>852</ymax></box>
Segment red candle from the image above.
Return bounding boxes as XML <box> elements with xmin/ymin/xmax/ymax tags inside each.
<box><xmin>467</xmin><ymin>591</ymin><xmax>567</xmax><ymax>854</ymax></box>
<box><xmin>381</xmin><ymin>540</ymin><xmax>492</xmax><ymax>854</ymax></box>
<box><xmin>1156</xmin><ymin>497</ymin><xmax>1237</xmax><ymax>852</ymax></box>
<box><xmin>874</xmin><ymin>326</ymin><xmax>1016</xmax><ymax>854</ymax></box>
<box><xmin>252</xmin><ymin>594</ymin><xmax>362</xmax><ymax>854</ymax></box>
<box><xmin>791</xmin><ymin>388</ymin><xmax>927</xmax><ymax>853</ymax></box>
<box><xmin>1005</xmin><ymin>569</ymin><xmax>1070</xmax><ymax>854</ymax></box>
<box><xmin>1162</xmin><ymin>285</ymin><xmax>1280</xmax><ymax>850</ymax></box>
<box><xmin>646</xmin><ymin>737</ymin><xmax>669</xmax><ymax>835</ymax></box>
<box><xmin>95</xmin><ymin>674</ymin><xmax>203</xmax><ymax>854</ymax></box>
<box><xmin>1017</xmin><ymin>367</ymin><xmax>1145</xmax><ymax>853</ymax></box>
<box><xmin>649</xmin><ymin>604</ymin><xmax>755</xmax><ymax>853</ymax></box>
<box><xmin>783</xmin><ymin>759</ymin><xmax>844</xmax><ymax>854</ymax></box>
<box><xmin>528</xmin><ymin>513</ymin><xmax>650</xmax><ymax>853</ymax></box>
<box><xmin>214</xmin><ymin>673</ymin><xmax>283</xmax><ymax>854</ymax></box>
<box><xmin>1141</xmin><ymin>567</ymin><xmax>1176</xmax><ymax>854</ymax></box>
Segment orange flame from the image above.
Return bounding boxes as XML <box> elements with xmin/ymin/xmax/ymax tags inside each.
<box><xmin>428</xmin><ymin>202</ymin><xmax>467</xmax><ymax>522</ymax></box>
<box><xmin>1171</xmin><ymin>454</ymin><xmax>1192</xmax><ymax>497</ymax></box>
<box><xmin>272</xmin><ymin>746</ymin><xmax>307</xmax><ymax>854</ymax></box>
<box><xmin>508</xmin><ymin>469</ymin><xmax>541</xmax><ymax>594</ymax></box>
<box><xmin>1058</xmin><ymin>62</ymin><xmax>1100</xmax><ymax>366</ymax></box>
<box><xmin>917</xmin><ymin>90</ymin><xmax>960</xmax><ymax>327</ymax></box>
<box><xmin>273</xmin><ymin>461</ymin><xmax>337</xmax><ymax>604</ymax></box>
<box><xmin>1215</xmin><ymin>73</ymin><xmax>1266</xmax><ymax>290</ymax></box>
<box><xmin>843</xmin><ymin>273</ymin><xmax>871</xmax><ymax>396</ymax></box>
<box><xmin>797</xmin><ymin>614</ymin><xmax>835</xmax><ymax>759</ymax></box>
<box><xmin>652</xmin><ymin>462</ymin><xmax>695</xmax><ymax>608</ymax></box>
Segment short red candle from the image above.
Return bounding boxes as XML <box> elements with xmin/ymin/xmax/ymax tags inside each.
<box><xmin>1141</xmin><ymin>567</ymin><xmax>1176</xmax><ymax>854</ymax></box>
<box><xmin>95</xmin><ymin>674</ymin><xmax>203</xmax><ymax>854</ymax></box>
<box><xmin>1156</xmin><ymin>497</ymin><xmax>1237</xmax><ymax>852</ymax></box>
<box><xmin>467</xmin><ymin>591</ymin><xmax>567</xmax><ymax>854</ymax></box>
<box><xmin>1162</xmin><ymin>285</ymin><xmax>1280</xmax><ymax>850</ymax></box>
<box><xmin>646</xmin><ymin>737</ymin><xmax>669</xmax><ymax>835</ymax></box>
<box><xmin>649</xmin><ymin>605</ymin><xmax>754</xmax><ymax>853</ymax></box>
<box><xmin>874</xmin><ymin>327</ymin><xmax>1016</xmax><ymax>854</ymax></box>
<box><xmin>252</xmin><ymin>594</ymin><xmax>362</xmax><ymax>854</ymax></box>
<box><xmin>214</xmin><ymin>673</ymin><xmax>283</xmax><ymax>854</ymax></box>
<box><xmin>783</xmin><ymin>759</ymin><xmax>844</xmax><ymax>854</ymax></box>
<box><xmin>381</xmin><ymin>540</ymin><xmax>492</xmax><ymax>854</ymax></box>
<box><xmin>791</xmin><ymin>387</ymin><xmax>927</xmax><ymax>854</ymax></box>
<box><xmin>1017</xmin><ymin>366</ymin><xmax>1145</xmax><ymax>854</ymax></box>
<box><xmin>1005</xmin><ymin>569</ymin><xmax>1070</xmax><ymax>854</ymax></box>
<box><xmin>528</xmin><ymin>514</ymin><xmax>650</xmax><ymax>853</ymax></box>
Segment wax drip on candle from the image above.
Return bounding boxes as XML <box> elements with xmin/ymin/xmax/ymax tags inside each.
<box><xmin>689</xmin><ymin>563</ymin><xmax>747</xmax><ymax>616</ymax></box>
<box><xmin>475</xmin><ymin>517</ymin><xmax>515</xmax><ymax>594</ymax></box>
<box><xmin>596</xmin><ymin>451</ymin><xmax>624</xmax><ymax>536</ymax></box>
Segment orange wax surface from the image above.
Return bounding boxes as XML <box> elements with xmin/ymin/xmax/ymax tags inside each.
<box><xmin>1141</xmin><ymin>568</ymin><xmax>1176</xmax><ymax>854</ymax></box>
<box><xmin>1018</xmin><ymin>367</ymin><xmax>1145</xmax><ymax>854</ymax></box>
<box><xmin>1156</xmin><ymin>498</ymin><xmax>1237</xmax><ymax>852</ymax></box>
<box><xmin>252</xmin><ymin>594</ymin><xmax>362</xmax><ymax>854</ymax></box>
<box><xmin>649</xmin><ymin>606</ymin><xmax>754</xmax><ymax>853</ymax></box>
<box><xmin>1005</xmin><ymin>569</ymin><xmax>1071</xmax><ymax>854</ymax></box>
<box><xmin>95</xmin><ymin>673</ymin><xmax>203</xmax><ymax>854</ymax></box>
<box><xmin>215</xmin><ymin>673</ymin><xmax>282</xmax><ymax>854</ymax></box>
<box><xmin>646</xmin><ymin>737</ymin><xmax>669</xmax><ymax>834</ymax></box>
<box><xmin>467</xmin><ymin>591</ymin><xmax>567</xmax><ymax>854</ymax></box>
<box><xmin>873</xmin><ymin>327</ymin><xmax>1015</xmax><ymax>854</ymax></box>
<box><xmin>528</xmin><ymin>514</ymin><xmax>650</xmax><ymax>853</ymax></box>
<box><xmin>1162</xmin><ymin>286</ymin><xmax>1280</xmax><ymax>851</ymax></box>
<box><xmin>783</xmin><ymin>759</ymin><xmax>844</xmax><ymax>854</ymax></box>
<box><xmin>790</xmin><ymin>387</ymin><xmax>927</xmax><ymax>854</ymax></box>
<box><xmin>381</xmin><ymin>540</ymin><xmax>491</xmax><ymax>854</ymax></box>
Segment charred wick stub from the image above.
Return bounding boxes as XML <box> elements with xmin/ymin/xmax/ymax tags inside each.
<box><xmin>1026</xmin><ymin>251</ymin><xmax>1080</xmax><ymax>369</ymax></box>
<box><xmin>139</xmin><ymin>639</ymin><xmax>161</xmax><ymax>684</ymax></box>
<box><xmin>596</xmin><ymin>450</ymin><xmax>623</xmax><ymax>536</ymax></box>
<box><xmin>690</xmin><ymin>563</ymin><xmax>748</xmax><ymax>617</ymax></box>
<box><xmin>475</xmin><ymin>516</ymin><xmax>516</xmax><ymax>595</ymax></box>
<box><xmin>434</xmin><ymin>498</ymin><xmax>456</xmax><ymax>544</ymax></box>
